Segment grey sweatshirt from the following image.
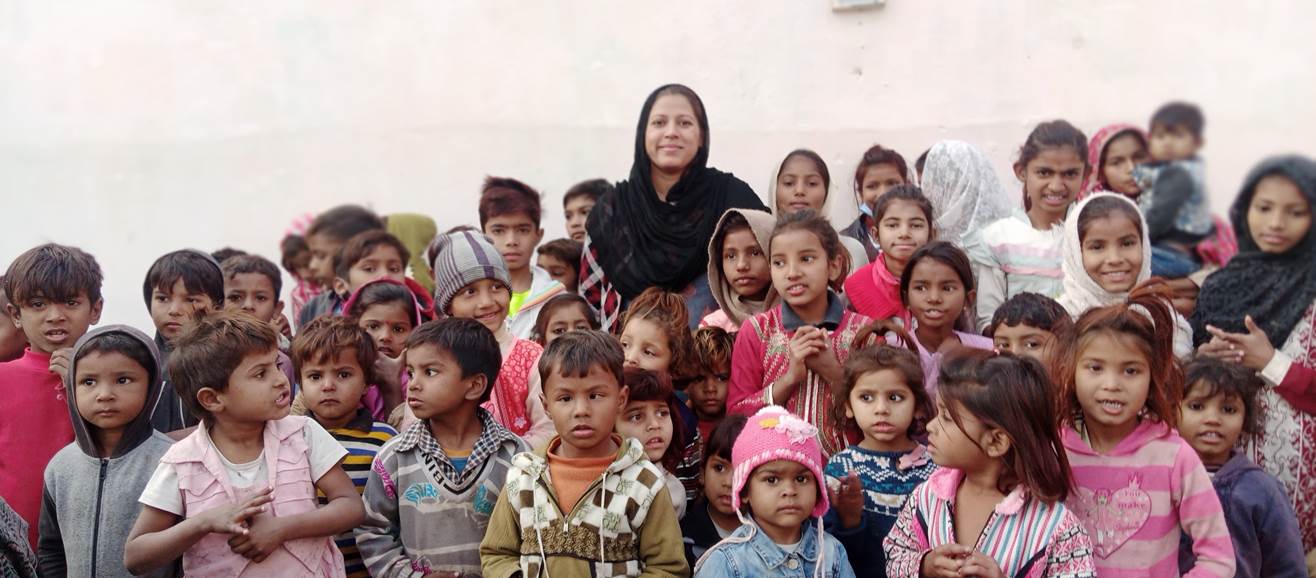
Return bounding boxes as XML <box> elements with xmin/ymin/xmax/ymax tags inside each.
<box><xmin>37</xmin><ymin>325</ymin><xmax>178</xmax><ymax>578</ymax></box>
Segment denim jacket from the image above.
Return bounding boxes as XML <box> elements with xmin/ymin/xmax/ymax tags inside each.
<box><xmin>694</xmin><ymin>520</ymin><xmax>854</xmax><ymax>578</ymax></box>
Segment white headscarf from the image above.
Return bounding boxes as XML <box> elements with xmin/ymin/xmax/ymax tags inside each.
<box><xmin>920</xmin><ymin>140</ymin><xmax>1014</xmax><ymax>248</ymax></box>
<box><xmin>765</xmin><ymin>149</ymin><xmax>869</xmax><ymax>270</ymax></box>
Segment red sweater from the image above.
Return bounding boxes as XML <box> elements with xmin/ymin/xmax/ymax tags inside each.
<box><xmin>0</xmin><ymin>348</ymin><xmax>75</xmax><ymax>546</ymax></box>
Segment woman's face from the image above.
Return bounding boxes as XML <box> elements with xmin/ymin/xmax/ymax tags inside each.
<box><xmin>644</xmin><ymin>94</ymin><xmax>702</xmax><ymax>176</ymax></box>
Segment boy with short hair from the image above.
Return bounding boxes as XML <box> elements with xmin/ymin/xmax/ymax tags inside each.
<box><xmin>479</xmin><ymin>176</ymin><xmax>565</xmax><ymax>339</ymax></box>
<box><xmin>142</xmin><ymin>249</ymin><xmax>225</xmax><ymax>432</ymax></box>
<box><xmin>689</xmin><ymin>327</ymin><xmax>734</xmax><ymax>443</ymax></box>
<box><xmin>536</xmin><ymin>238</ymin><xmax>583</xmax><ymax>294</ymax></box>
<box><xmin>356</xmin><ymin>318</ymin><xmax>527</xmax><ymax>577</ymax></box>
<box><xmin>221</xmin><ymin>254</ymin><xmax>290</xmax><ymax>341</ymax></box>
<box><xmin>38</xmin><ymin>326</ymin><xmax>177</xmax><ymax>578</ymax></box>
<box><xmin>0</xmin><ymin>277</ymin><xmax>28</xmax><ymax>362</ymax></box>
<box><xmin>986</xmin><ymin>292</ymin><xmax>1072</xmax><ymax>369</ymax></box>
<box><xmin>332</xmin><ymin>229</ymin><xmax>410</xmax><ymax>296</ymax></box>
<box><xmin>300</xmin><ymin>205</ymin><xmax>386</xmax><ymax>329</ymax></box>
<box><xmin>0</xmin><ymin>244</ymin><xmax>104</xmax><ymax>547</ymax></box>
<box><xmin>293</xmin><ymin>316</ymin><xmax>397</xmax><ymax>578</ymax></box>
<box><xmin>562</xmin><ymin>178</ymin><xmax>610</xmax><ymax>242</ymax></box>
<box><xmin>1134</xmin><ymin>101</ymin><xmax>1216</xmax><ymax>278</ymax></box>
<box><xmin>479</xmin><ymin>330</ymin><xmax>688</xmax><ymax>578</ymax></box>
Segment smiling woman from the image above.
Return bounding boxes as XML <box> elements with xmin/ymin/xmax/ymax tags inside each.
<box><xmin>580</xmin><ymin>84</ymin><xmax>766</xmax><ymax>332</ymax></box>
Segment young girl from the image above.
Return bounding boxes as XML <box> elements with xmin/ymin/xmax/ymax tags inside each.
<box><xmin>884</xmin><ymin>349</ymin><xmax>1096</xmax><ymax>578</ymax></box>
<box><xmin>343</xmin><ymin>278</ymin><xmax>433</xmax><ymax>361</ymax></box>
<box><xmin>1084</xmin><ymin>123</ymin><xmax>1150</xmax><ymax>199</ymax></box>
<box><xmin>615</xmin><ymin>368</ymin><xmax>688</xmax><ymax>518</ymax></box>
<box><xmin>702</xmin><ymin>208</ymin><xmax>778</xmax><ymax>332</ymax></box>
<box><xmin>823</xmin><ymin>323</ymin><xmax>937</xmax><ymax>578</ymax></box>
<box><xmin>1058</xmin><ymin>192</ymin><xmax>1194</xmax><ymax>358</ymax></box>
<box><xmin>841</xmin><ymin>145</ymin><xmax>915</xmax><ymax>262</ymax></box>
<box><xmin>843</xmin><ymin>185</ymin><xmax>934</xmax><ymax>327</ymax></box>
<box><xmin>1192</xmin><ymin>155</ymin><xmax>1316</xmax><ymax>551</ymax></box>
<box><xmin>530</xmin><ymin>293</ymin><xmax>598</xmax><ymax>347</ymax></box>
<box><xmin>768</xmin><ymin>149</ymin><xmax>869</xmax><ymax>271</ymax></box>
<box><xmin>918</xmin><ymin>140</ymin><xmax>1014</xmax><ymax>249</ymax></box>
<box><xmin>968</xmin><ymin>120</ymin><xmax>1088</xmax><ymax>329</ymax></box>
<box><xmin>694</xmin><ymin>406</ymin><xmax>854</xmax><ymax>578</ymax></box>
<box><xmin>895</xmin><ymin>242</ymin><xmax>993</xmax><ymax>393</ymax></box>
<box><xmin>681</xmin><ymin>414</ymin><xmax>748</xmax><ymax>569</ymax></box>
<box><xmin>729</xmin><ymin>209</ymin><xmax>875</xmax><ymax>457</ymax></box>
<box><xmin>1058</xmin><ymin>294</ymin><xmax>1235</xmax><ymax>577</ymax></box>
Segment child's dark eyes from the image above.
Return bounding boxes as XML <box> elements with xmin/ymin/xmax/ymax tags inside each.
<box><xmin>858</xmin><ymin>393</ymin><xmax>874</xmax><ymax>403</ymax></box>
<box><xmin>117</xmin><ymin>376</ymin><xmax>133</xmax><ymax>385</ymax></box>
<box><xmin>712</xmin><ymin>463</ymin><xmax>727</xmax><ymax>473</ymax></box>
<box><xmin>337</xmin><ymin>371</ymin><xmax>352</xmax><ymax>379</ymax></box>
<box><xmin>795</xmin><ymin>474</ymin><xmax>811</xmax><ymax>484</ymax></box>
<box><xmin>1187</xmin><ymin>401</ymin><xmax>1203</xmax><ymax>411</ymax></box>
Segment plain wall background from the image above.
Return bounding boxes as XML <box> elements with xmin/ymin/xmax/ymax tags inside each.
<box><xmin>4</xmin><ymin>0</ymin><xmax>1314</xmax><ymax>331</ymax></box>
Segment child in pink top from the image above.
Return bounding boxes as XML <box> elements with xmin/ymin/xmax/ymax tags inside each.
<box><xmin>1057</xmin><ymin>294</ymin><xmax>1234</xmax><ymax>578</ymax></box>
<box><xmin>843</xmin><ymin>185</ymin><xmax>933</xmax><ymax>329</ymax></box>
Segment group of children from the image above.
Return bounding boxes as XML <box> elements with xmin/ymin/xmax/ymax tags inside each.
<box><xmin>0</xmin><ymin>98</ymin><xmax>1313</xmax><ymax>578</ymax></box>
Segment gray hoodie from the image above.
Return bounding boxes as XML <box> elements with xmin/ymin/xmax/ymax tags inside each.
<box><xmin>37</xmin><ymin>325</ymin><xmax>178</xmax><ymax>578</ymax></box>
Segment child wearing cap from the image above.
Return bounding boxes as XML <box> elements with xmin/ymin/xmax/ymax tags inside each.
<box><xmin>693</xmin><ymin>406</ymin><xmax>855</xmax><ymax>578</ymax></box>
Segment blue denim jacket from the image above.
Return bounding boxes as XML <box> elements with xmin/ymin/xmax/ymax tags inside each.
<box><xmin>694</xmin><ymin>520</ymin><xmax>855</xmax><ymax>578</ymax></box>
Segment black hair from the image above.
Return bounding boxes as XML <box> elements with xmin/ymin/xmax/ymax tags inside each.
<box><xmin>563</xmin><ymin>178</ymin><xmax>613</xmax><ymax>207</ymax></box>
<box><xmin>348</xmin><ymin>281</ymin><xmax>428</xmax><ymax>327</ymax></box>
<box><xmin>988</xmin><ymin>292</ymin><xmax>1073</xmax><ymax>338</ymax></box>
<box><xmin>405</xmin><ymin>318</ymin><xmax>501</xmax><ymax>405</ymax></box>
<box><xmin>1077</xmin><ymin>195</ymin><xmax>1144</xmax><ymax>243</ymax></box>
<box><xmin>777</xmin><ymin>149</ymin><xmax>831</xmax><ymax>191</ymax></box>
<box><xmin>1183</xmin><ymin>356</ymin><xmax>1264</xmax><ymax>438</ymax></box>
<box><xmin>333</xmin><ymin>229</ymin><xmax>411</xmax><ymax>281</ymax></box>
<box><xmin>536</xmin><ymin>239</ymin><xmax>583</xmax><ymax>274</ymax></box>
<box><xmin>771</xmin><ymin>208</ymin><xmax>847</xmax><ymax>289</ymax></box>
<box><xmin>703</xmin><ymin>414</ymin><xmax>748</xmax><ymax>465</ymax></box>
<box><xmin>1150</xmin><ymin>101</ymin><xmax>1205</xmax><ymax>140</ymax></box>
<box><xmin>211</xmin><ymin>248</ymin><xmax>248</xmax><ymax>264</ymax></box>
<box><xmin>899</xmin><ymin>241</ymin><xmax>975</xmax><ymax>305</ymax></box>
<box><xmin>479</xmin><ymin>176</ymin><xmax>544</xmax><ymax>228</ymax></box>
<box><xmin>3</xmin><ymin>243</ymin><xmax>104</xmax><ymax>305</ymax></box>
<box><xmin>622</xmin><ymin>368</ymin><xmax>686</xmax><ymax>471</ymax></box>
<box><xmin>280</xmin><ymin>235</ymin><xmax>310</xmax><ymax>278</ymax></box>
<box><xmin>142</xmin><ymin>250</ymin><xmax>224</xmax><ymax>307</ymax></box>
<box><xmin>531</xmin><ymin>293</ymin><xmax>598</xmax><ymax>345</ymax></box>
<box><xmin>1016</xmin><ymin>120</ymin><xmax>1090</xmax><ymax>210</ymax></box>
<box><xmin>75</xmin><ymin>332</ymin><xmax>158</xmax><ymax>388</ymax></box>
<box><xmin>168</xmin><ymin>310</ymin><xmax>280</xmax><ymax>424</ymax></box>
<box><xmin>306</xmin><ymin>204</ymin><xmax>385</xmax><ymax>243</ymax></box>
<box><xmin>871</xmin><ymin>184</ymin><xmax>935</xmax><ymax>228</ymax></box>
<box><xmin>221</xmin><ymin>254</ymin><xmax>283</xmax><ymax>298</ymax></box>
<box><xmin>914</xmin><ymin>148</ymin><xmax>931</xmax><ymax>178</ymax></box>
<box><xmin>538</xmin><ymin>329</ymin><xmax>625</xmax><ymax>391</ymax></box>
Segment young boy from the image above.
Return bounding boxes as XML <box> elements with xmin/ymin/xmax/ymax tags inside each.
<box><xmin>221</xmin><ymin>254</ymin><xmax>290</xmax><ymax>341</ymax></box>
<box><xmin>142</xmin><ymin>249</ymin><xmax>224</xmax><ymax>432</ymax></box>
<box><xmin>300</xmin><ymin>204</ymin><xmax>386</xmax><ymax>329</ymax></box>
<box><xmin>0</xmin><ymin>277</ymin><xmax>28</xmax><ymax>362</ymax></box>
<box><xmin>562</xmin><ymin>178</ymin><xmax>610</xmax><ymax>242</ymax></box>
<box><xmin>332</xmin><ymin>229</ymin><xmax>409</xmax><ymax>297</ymax></box>
<box><xmin>356</xmin><ymin>318</ymin><xmax>527</xmax><ymax>577</ymax></box>
<box><xmin>479</xmin><ymin>176</ymin><xmax>565</xmax><ymax>340</ymax></box>
<box><xmin>1133</xmin><ymin>101</ymin><xmax>1216</xmax><ymax>278</ymax></box>
<box><xmin>37</xmin><ymin>326</ymin><xmax>176</xmax><ymax>578</ymax></box>
<box><xmin>479</xmin><ymin>330</ymin><xmax>687</xmax><ymax>578</ymax></box>
<box><xmin>293</xmin><ymin>316</ymin><xmax>397</xmax><ymax>578</ymax></box>
<box><xmin>0</xmin><ymin>244</ymin><xmax>103</xmax><ymax>547</ymax></box>
<box><xmin>1177</xmin><ymin>357</ymin><xmax>1307</xmax><ymax>577</ymax></box>
<box><xmin>536</xmin><ymin>238</ymin><xmax>583</xmax><ymax>294</ymax></box>
<box><xmin>689</xmin><ymin>327</ymin><xmax>734</xmax><ymax>443</ymax></box>
<box><xmin>986</xmin><ymin>292</ymin><xmax>1072</xmax><ymax>369</ymax></box>
<box><xmin>125</xmin><ymin>311</ymin><xmax>364</xmax><ymax>576</ymax></box>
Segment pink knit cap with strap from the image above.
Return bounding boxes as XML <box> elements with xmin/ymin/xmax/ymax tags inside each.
<box><xmin>731</xmin><ymin>405</ymin><xmax>829</xmax><ymax>518</ymax></box>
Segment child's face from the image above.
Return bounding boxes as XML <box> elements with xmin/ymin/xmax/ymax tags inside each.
<box><xmin>405</xmin><ymin>344</ymin><xmax>481</xmax><ymax>421</ymax></box>
<box><xmin>1247</xmin><ymin>175</ymin><xmax>1312</xmax><ymax>255</ymax></box>
<box><xmin>859</xmin><ymin>163</ymin><xmax>906</xmax><ymax>208</ymax></box>
<box><xmin>744</xmin><ymin>459</ymin><xmax>817</xmax><ymax>545</ymax></box>
<box><xmin>702</xmin><ymin>454</ymin><xmax>736</xmax><ymax>516</ymax></box>
<box><xmin>346</xmin><ymin>245</ymin><xmax>406</xmax><ymax>293</ymax></box>
<box><xmin>542</xmin><ymin>364</ymin><xmax>629</xmax><ymax>459</ymax></box>
<box><xmin>1178</xmin><ymin>382</ymin><xmax>1244</xmax><ymax>468</ymax></box>
<box><xmin>1101</xmin><ymin>133</ymin><xmax>1149</xmax><ymax>198</ymax></box>
<box><xmin>1074</xmin><ymin>332</ymin><xmax>1150</xmax><ymax>437</ymax></box>
<box><xmin>873</xmin><ymin>199</ymin><xmax>931</xmax><ymax>271</ymax></box>
<box><xmin>564</xmin><ymin>196</ymin><xmax>596</xmax><ymax>243</ymax></box>
<box><xmin>9</xmin><ymin>290</ymin><xmax>103</xmax><ymax>355</ymax></box>
<box><xmin>926</xmin><ymin>397</ymin><xmax>994</xmax><ymax>470</ymax></box>
<box><xmin>149</xmin><ymin>279</ymin><xmax>214</xmax><ymax>344</ymax></box>
<box><xmin>847</xmin><ymin>369</ymin><xmax>918</xmax><ymax>451</ymax></box>
<box><xmin>689</xmin><ymin>365</ymin><xmax>729</xmax><ymax>421</ymax></box>
<box><xmin>298</xmin><ymin>348</ymin><xmax>368</xmax><ymax>428</ymax></box>
<box><xmin>991</xmin><ymin>323</ymin><xmax>1057</xmax><ymax>367</ymax></box>
<box><xmin>358</xmin><ymin>301</ymin><xmax>414</xmax><ymax>359</ymax></box>
<box><xmin>537</xmin><ymin>254</ymin><xmax>578</xmax><ymax>293</ymax></box>
<box><xmin>615</xmin><ymin>399</ymin><xmax>673</xmax><ymax>464</ymax></box>
<box><xmin>541</xmin><ymin>305</ymin><xmax>593</xmax><ymax>346</ymax></box>
<box><xmin>0</xmin><ymin>307</ymin><xmax>26</xmax><ymax>362</ymax></box>
<box><xmin>289</xmin><ymin>249</ymin><xmax>316</xmax><ymax>283</ymax></box>
<box><xmin>448</xmin><ymin>279</ymin><xmax>510</xmax><ymax>334</ymax></box>
<box><xmin>224</xmin><ymin>272</ymin><xmax>281</xmax><ymax>323</ymax></box>
<box><xmin>775</xmin><ymin>155</ymin><xmax>828</xmax><ymax>214</ymax></box>
<box><xmin>720</xmin><ymin>227</ymin><xmax>770</xmax><ymax>299</ymax></box>
<box><xmin>1019</xmin><ymin>147</ymin><xmax>1085</xmax><ymax>224</ymax></box>
<box><xmin>484</xmin><ymin>214</ymin><xmax>544</xmax><ymax>274</ymax></box>
<box><xmin>1080</xmin><ymin>215</ymin><xmax>1143</xmax><ymax>294</ymax></box>
<box><xmin>211</xmin><ymin>348</ymin><xmax>291</xmax><ymax>423</ymax></box>
<box><xmin>620</xmin><ymin>318</ymin><xmax>672</xmax><ymax>373</ymax></box>
<box><xmin>306</xmin><ymin>233</ymin><xmax>344</xmax><ymax>286</ymax></box>
<box><xmin>770</xmin><ymin>229</ymin><xmax>841</xmax><ymax>313</ymax></box>
<box><xmin>1148</xmin><ymin>123</ymin><xmax>1200</xmax><ymax>162</ymax></box>
<box><xmin>73</xmin><ymin>351</ymin><xmax>150</xmax><ymax>444</ymax></box>
<box><xmin>906</xmin><ymin>259</ymin><xmax>971</xmax><ymax>333</ymax></box>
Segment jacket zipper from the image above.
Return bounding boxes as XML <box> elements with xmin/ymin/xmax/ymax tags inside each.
<box><xmin>90</xmin><ymin>459</ymin><xmax>108</xmax><ymax>578</ymax></box>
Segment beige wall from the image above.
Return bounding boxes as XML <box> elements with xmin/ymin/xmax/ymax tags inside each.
<box><xmin>4</xmin><ymin>1</ymin><xmax>1314</xmax><ymax>329</ymax></box>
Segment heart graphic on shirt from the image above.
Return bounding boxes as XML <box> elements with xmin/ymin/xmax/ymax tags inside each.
<box><xmin>1071</xmin><ymin>478</ymin><xmax>1152</xmax><ymax>558</ymax></box>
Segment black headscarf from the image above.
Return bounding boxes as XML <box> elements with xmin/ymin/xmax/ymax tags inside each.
<box><xmin>586</xmin><ymin>84</ymin><xmax>765</xmax><ymax>300</ymax></box>
<box><xmin>1191</xmin><ymin>155</ymin><xmax>1316</xmax><ymax>346</ymax></box>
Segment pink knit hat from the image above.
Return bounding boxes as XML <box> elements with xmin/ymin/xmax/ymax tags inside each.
<box><xmin>731</xmin><ymin>406</ymin><xmax>828</xmax><ymax>518</ymax></box>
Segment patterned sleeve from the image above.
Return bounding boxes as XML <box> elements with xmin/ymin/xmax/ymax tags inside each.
<box><xmin>1043</xmin><ymin>511</ymin><xmax>1097</xmax><ymax>578</ymax></box>
<box><xmin>727</xmin><ymin>317</ymin><xmax>767</xmax><ymax>415</ymax></box>
<box><xmin>882</xmin><ymin>487</ymin><xmax>928</xmax><ymax>578</ymax></box>
<box><xmin>354</xmin><ymin>449</ymin><xmax>425</xmax><ymax>578</ymax></box>
<box><xmin>578</xmin><ymin>236</ymin><xmax>622</xmax><ymax>333</ymax></box>
<box><xmin>1173</xmin><ymin>443</ymin><xmax>1237</xmax><ymax>578</ymax></box>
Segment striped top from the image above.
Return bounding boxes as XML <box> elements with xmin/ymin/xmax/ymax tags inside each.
<box><xmin>1062</xmin><ymin>420</ymin><xmax>1235</xmax><ymax>578</ymax></box>
<box><xmin>884</xmin><ymin>468</ymin><xmax>1096</xmax><ymax>578</ymax></box>
<box><xmin>317</xmin><ymin>410</ymin><xmax>397</xmax><ymax>578</ymax></box>
<box><xmin>965</xmin><ymin>210</ymin><xmax>1066</xmax><ymax>330</ymax></box>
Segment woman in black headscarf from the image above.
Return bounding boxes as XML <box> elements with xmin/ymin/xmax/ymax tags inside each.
<box><xmin>580</xmin><ymin>84</ymin><xmax>766</xmax><ymax>331</ymax></box>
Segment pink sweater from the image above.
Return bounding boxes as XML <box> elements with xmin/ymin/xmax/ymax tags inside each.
<box><xmin>843</xmin><ymin>256</ymin><xmax>912</xmax><ymax>328</ymax></box>
<box><xmin>0</xmin><ymin>349</ymin><xmax>74</xmax><ymax>547</ymax></box>
<box><xmin>1062</xmin><ymin>420</ymin><xmax>1235</xmax><ymax>578</ymax></box>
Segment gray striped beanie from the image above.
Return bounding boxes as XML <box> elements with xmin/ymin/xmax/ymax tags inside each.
<box><xmin>429</xmin><ymin>230</ymin><xmax>511</xmax><ymax>314</ymax></box>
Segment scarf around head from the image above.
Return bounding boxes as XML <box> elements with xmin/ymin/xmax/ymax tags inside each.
<box><xmin>920</xmin><ymin>140</ymin><xmax>1014</xmax><ymax>248</ymax></box>
<box><xmin>1191</xmin><ymin>155</ymin><xmax>1316</xmax><ymax>347</ymax></box>
<box><xmin>765</xmin><ymin>150</ymin><xmax>836</xmax><ymax>219</ymax></box>
<box><xmin>1057</xmin><ymin>193</ymin><xmax>1152</xmax><ymax>318</ymax></box>
<box><xmin>706</xmin><ymin>208</ymin><xmax>780</xmax><ymax>327</ymax></box>
<box><xmin>585</xmin><ymin>84</ymin><xmax>766</xmax><ymax>300</ymax></box>
<box><xmin>1082</xmin><ymin>123</ymin><xmax>1148</xmax><ymax>198</ymax></box>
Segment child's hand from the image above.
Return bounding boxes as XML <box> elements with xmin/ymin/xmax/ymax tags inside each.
<box><xmin>48</xmin><ymin>347</ymin><xmax>72</xmax><ymax>380</ymax></box>
<box><xmin>827</xmin><ymin>471</ymin><xmax>864</xmax><ymax>529</ymax></box>
<box><xmin>195</xmin><ymin>487</ymin><xmax>273</xmax><ymax>535</ymax></box>
<box><xmin>801</xmin><ymin>330</ymin><xmax>843</xmax><ymax>382</ymax></box>
<box><xmin>227</xmin><ymin>510</ymin><xmax>287</xmax><ymax>563</ymax></box>
<box><xmin>921</xmin><ymin>543</ymin><xmax>971</xmax><ymax>578</ymax></box>
<box><xmin>1205</xmin><ymin>315</ymin><xmax>1276</xmax><ymax>371</ymax></box>
<box><xmin>785</xmin><ymin>328</ymin><xmax>825</xmax><ymax>384</ymax></box>
<box><xmin>272</xmin><ymin>313</ymin><xmax>293</xmax><ymax>339</ymax></box>
<box><xmin>957</xmin><ymin>551</ymin><xmax>1005</xmax><ymax>578</ymax></box>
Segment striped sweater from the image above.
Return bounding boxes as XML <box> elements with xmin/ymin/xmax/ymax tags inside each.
<box><xmin>965</xmin><ymin>210</ymin><xmax>1066</xmax><ymax>330</ymax></box>
<box><xmin>1062</xmin><ymin>420</ymin><xmax>1235</xmax><ymax>578</ymax></box>
<box><xmin>883</xmin><ymin>468</ymin><xmax>1096</xmax><ymax>578</ymax></box>
<box><xmin>316</xmin><ymin>410</ymin><xmax>397</xmax><ymax>578</ymax></box>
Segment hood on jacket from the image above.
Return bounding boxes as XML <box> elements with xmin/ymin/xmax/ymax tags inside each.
<box><xmin>1061</xmin><ymin>418</ymin><xmax>1172</xmax><ymax>457</ymax></box>
<box><xmin>706</xmin><ymin>208</ymin><xmax>780</xmax><ymax>328</ymax></box>
<box><xmin>64</xmin><ymin>325</ymin><xmax>165</xmax><ymax>459</ymax></box>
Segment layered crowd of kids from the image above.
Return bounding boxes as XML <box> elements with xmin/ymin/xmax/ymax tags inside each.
<box><xmin>1</xmin><ymin>92</ymin><xmax>1315</xmax><ymax>578</ymax></box>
